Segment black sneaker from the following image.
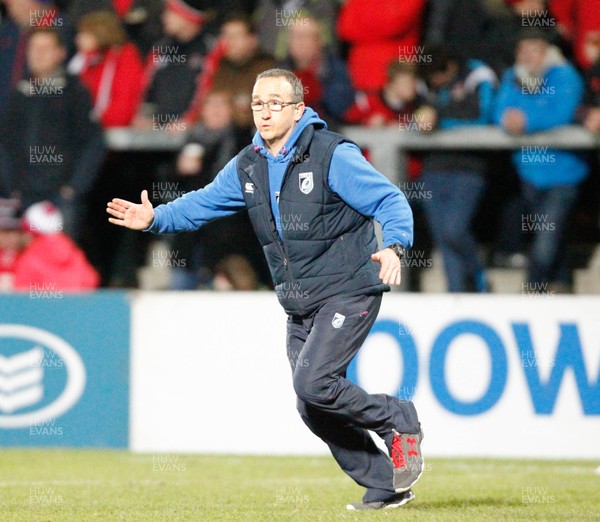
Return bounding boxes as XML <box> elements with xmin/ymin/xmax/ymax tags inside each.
<box><xmin>389</xmin><ymin>429</ymin><xmax>424</xmax><ymax>492</ymax></box>
<box><xmin>346</xmin><ymin>489</ymin><xmax>415</xmax><ymax>511</ymax></box>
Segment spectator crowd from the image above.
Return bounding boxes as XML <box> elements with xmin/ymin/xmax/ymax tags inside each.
<box><xmin>0</xmin><ymin>0</ymin><xmax>599</xmax><ymax>293</ymax></box>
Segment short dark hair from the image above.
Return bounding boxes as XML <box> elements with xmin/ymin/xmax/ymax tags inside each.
<box><xmin>222</xmin><ymin>13</ymin><xmax>256</xmax><ymax>35</ymax></box>
<box><xmin>516</xmin><ymin>27</ymin><xmax>554</xmax><ymax>45</ymax></box>
<box><xmin>255</xmin><ymin>68</ymin><xmax>304</xmax><ymax>102</ymax></box>
<box><xmin>417</xmin><ymin>44</ymin><xmax>455</xmax><ymax>80</ymax></box>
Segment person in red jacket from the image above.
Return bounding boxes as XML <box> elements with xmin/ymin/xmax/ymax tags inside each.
<box><xmin>345</xmin><ymin>62</ymin><xmax>428</xmax><ymax>126</ymax></box>
<box><xmin>337</xmin><ymin>0</ymin><xmax>426</xmax><ymax>92</ymax></box>
<box><xmin>68</xmin><ymin>10</ymin><xmax>144</xmax><ymax>127</ymax></box>
<box><xmin>345</xmin><ymin>61</ymin><xmax>428</xmax><ymax>180</ymax></box>
<box><xmin>550</xmin><ymin>0</ymin><xmax>600</xmax><ymax>70</ymax></box>
<box><xmin>14</xmin><ymin>202</ymin><xmax>100</xmax><ymax>290</ymax></box>
<box><xmin>0</xmin><ymin>198</ymin><xmax>24</xmax><ymax>291</ymax></box>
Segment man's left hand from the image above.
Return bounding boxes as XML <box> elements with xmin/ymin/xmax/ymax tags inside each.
<box><xmin>502</xmin><ymin>109</ymin><xmax>526</xmax><ymax>135</ymax></box>
<box><xmin>371</xmin><ymin>248</ymin><xmax>402</xmax><ymax>285</ymax></box>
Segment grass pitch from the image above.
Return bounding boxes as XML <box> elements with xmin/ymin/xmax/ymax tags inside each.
<box><xmin>0</xmin><ymin>450</ymin><xmax>598</xmax><ymax>521</ymax></box>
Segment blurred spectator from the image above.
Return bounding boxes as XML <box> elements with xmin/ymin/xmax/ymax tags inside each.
<box><xmin>483</xmin><ymin>0</ymin><xmax>560</xmax><ymax>76</ymax></box>
<box><xmin>254</xmin><ymin>0</ymin><xmax>339</xmax><ymax>59</ymax></box>
<box><xmin>14</xmin><ymin>201</ymin><xmax>99</xmax><ymax>290</ymax></box>
<box><xmin>196</xmin><ymin>0</ymin><xmax>255</xmax><ymax>42</ymax></box>
<box><xmin>184</xmin><ymin>14</ymin><xmax>276</xmax><ymax>129</ymax></box>
<box><xmin>278</xmin><ymin>14</ymin><xmax>353</xmax><ymax>126</ymax></box>
<box><xmin>580</xmin><ymin>51</ymin><xmax>600</xmax><ymax>259</ymax></box>
<box><xmin>424</xmin><ymin>0</ymin><xmax>490</xmax><ymax>63</ymax></box>
<box><xmin>494</xmin><ymin>28</ymin><xmax>587</xmax><ymax>290</ymax></box>
<box><xmin>345</xmin><ymin>61</ymin><xmax>428</xmax><ymax>180</ymax></box>
<box><xmin>169</xmin><ymin>90</ymin><xmax>268</xmax><ymax>289</ymax></box>
<box><xmin>550</xmin><ymin>0</ymin><xmax>600</xmax><ymax>70</ymax></box>
<box><xmin>182</xmin><ymin>13</ymin><xmax>275</xmax><ymax>129</ymax></box>
<box><xmin>67</xmin><ymin>0</ymin><xmax>164</xmax><ymax>55</ymax></box>
<box><xmin>337</xmin><ymin>0</ymin><xmax>426</xmax><ymax>92</ymax></box>
<box><xmin>0</xmin><ymin>0</ymin><xmax>71</xmax><ymax>110</ymax></box>
<box><xmin>211</xmin><ymin>15</ymin><xmax>275</xmax><ymax>101</ymax></box>
<box><xmin>111</xmin><ymin>0</ymin><xmax>212</xmax><ymax>288</ymax></box>
<box><xmin>68</xmin><ymin>10</ymin><xmax>144</xmax><ymax>127</ymax></box>
<box><xmin>0</xmin><ymin>198</ymin><xmax>24</xmax><ymax>290</ymax></box>
<box><xmin>345</xmin><ymin>61</ymin><xmax>428</xmax><ymax>128</ymax></box>
<box><xmin>132</xmin><ymin>0</ymin><xmax>211</xmax><ymax>128</ymax></box>
<box><xmin>418</xmin><ymin>45</ymin><xmax>497</xmax><ymax>292</ymax></box>
<box><xmin>176</xmin><ymin>91</ymin><xmax>240</xmax><ymax>179</ymax></box>
<box><xmin>0</xmin><ymin>28</ymin><xmax>105</xmax><ymax>241</ymax></box>
<box><xmin>582</xmin><ymin>46</ymin><xmax>600</xmax><ymax>132</ymax></box>
<box><xmin>213</xmin><ymin>254</ymin><xmax>261</xmax><ymax>290</ymax></box>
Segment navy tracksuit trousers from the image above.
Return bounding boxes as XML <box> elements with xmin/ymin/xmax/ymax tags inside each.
<box><xmin>286</xmin><ymin>293</ymin><xmax>420</xmax><ymax>502</ymax></box>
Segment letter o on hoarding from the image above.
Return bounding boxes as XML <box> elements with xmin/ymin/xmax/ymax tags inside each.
<box><xmin>430</xmin><ymin>320</ymin><xmax>507</xmax><ymax>415</ymax></box>
<box><xmin>347</xmin><ymin>320</ymin><xmax>418</xmax><ymax>400</ymax></box>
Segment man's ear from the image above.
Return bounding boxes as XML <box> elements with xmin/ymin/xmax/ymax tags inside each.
<box><xmin>294</xmin><ymin>102</ymin><xmax>305</xmax><ymax>122</ymax></box>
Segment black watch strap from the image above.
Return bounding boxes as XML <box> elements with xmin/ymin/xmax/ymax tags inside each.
<box><xmin>388</xmin><ymin>243</ymin><xmax>405</xmax><ymax>259</ymax></box>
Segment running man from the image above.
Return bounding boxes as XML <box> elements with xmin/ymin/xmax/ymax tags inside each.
<box><xmin>107</xmin><ymin>68</ymin><xmax>424</xmax><ymax>510</ymax></box>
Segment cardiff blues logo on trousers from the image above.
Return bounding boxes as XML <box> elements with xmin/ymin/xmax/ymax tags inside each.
<box><xmin>0</xmin><ymin>324</ymin><xmax>86</xmax><ymax>429</ymax></box>
<box><xmin>299</xmin><ymin>172</ymin><xmax>314</xmax><ymax>194</ymax></box>
<box><xmin>332</xmin><ymin>313</ymin><xmax>346</xmax><ymax>329</ymax></box>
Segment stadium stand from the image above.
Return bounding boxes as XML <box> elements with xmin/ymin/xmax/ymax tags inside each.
<box><xmin>0</xmin><ymin>0</ymin><xmax>597</xmax><ymax>293</ymax></box>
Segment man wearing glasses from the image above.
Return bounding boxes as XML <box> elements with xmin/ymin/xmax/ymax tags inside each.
<box><xmin>107</xmin><ymin>68</ymin><xmax>423</xmax><ymax>511</ymax></box>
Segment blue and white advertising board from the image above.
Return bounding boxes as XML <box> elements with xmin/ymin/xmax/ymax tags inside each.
<box><xmin>131</xmin><ymin>293</ymin><xmax>600</xmax><ymax>458</ymax></box>
<box><xmin>0</xmin><ymin>292</ymin><xmax>129</xmax><ymax>447</ymax></box>
<box><xmin>348</xmin><ymin>295</ymin><xmax>600</xmax><ymax>458</ymax></box>
<box><xmin>2</xmin><ymin>290</ymin><xmax>597</xmax><ymax>457</ymax></box>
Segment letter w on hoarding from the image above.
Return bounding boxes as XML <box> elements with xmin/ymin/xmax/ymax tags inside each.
<box><xmin>0</xmin><ymin>347</ymin><xmax>44</xmax><ymax>413</ymax></box>
<box><xmin>512</xmin><ymin>323</ymin><xmax>600</xmax><ymax>415</ymax></box>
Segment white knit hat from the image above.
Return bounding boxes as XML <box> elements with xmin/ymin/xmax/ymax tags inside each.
<box><xmin>22</xmin><ymin>201</ymin><xmax>64</xmax><ymax>235</ymax></box>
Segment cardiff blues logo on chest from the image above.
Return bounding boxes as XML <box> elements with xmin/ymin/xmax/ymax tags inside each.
<box><xmin>299</xmin><ymin>172</ymin><xmax>314</xmax><ymax>194</ymax></box>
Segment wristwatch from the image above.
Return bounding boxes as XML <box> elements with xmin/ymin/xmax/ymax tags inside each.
<box><xmin>387</xmin><ymin>243</ymin><xmax>405</xmax><ymax>259</ymax></box>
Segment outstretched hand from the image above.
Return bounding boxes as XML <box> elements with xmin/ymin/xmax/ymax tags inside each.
<box><xmin>106</xmin><ymin>190</ymin><xmax>154</xmax><ymax>230</ymax></box>
<box><xmin>371</xmin><ymin>248</ymin><xmax>402</xmax><ymax>285</ymax></box>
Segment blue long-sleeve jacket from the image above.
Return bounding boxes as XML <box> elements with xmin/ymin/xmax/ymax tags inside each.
<box><xmin>148</xmin><ymin>107</ymin><xmax>413</xmax><ymax>248</ymax></box>
<box><xmin>436</xmin><ymin>59</ymin><xmax>497</xmax><ymax>129</ymax></box>
<box><xmin>422</xmin><ymin>59</ymin><xmax>497</xmax><ymax>174</ymax></box>
<box><xmin>493</xmin><ymin>58</ymin><xmax>588</xmax><ymax>188</ymax></box>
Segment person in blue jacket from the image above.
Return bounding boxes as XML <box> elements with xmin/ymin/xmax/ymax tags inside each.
<box><xmin>494</xmin><ymin>28</ymin><xmax>588</xmax><ymax>290</ymax></box>
<box><xmin>107</xmin><ymin>68</ymin><xmax>424</xmax><ymax>511</ymax></box>
<box><xmin>417</xmin><ymin>45</ymin><xmax>497</xmax><ymax>292</ymax></box>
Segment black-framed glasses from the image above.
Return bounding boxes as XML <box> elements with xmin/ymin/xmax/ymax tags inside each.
<box><xmin>250</xmin><ymin>100</ymin><xmax>298</xmax><ymax>112</ymax></box>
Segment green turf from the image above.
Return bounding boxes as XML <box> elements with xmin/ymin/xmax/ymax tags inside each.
<box><xmin>0</xmin><ymin>450</ymin><xmax>598</xmax><ymax>521</ymax></box>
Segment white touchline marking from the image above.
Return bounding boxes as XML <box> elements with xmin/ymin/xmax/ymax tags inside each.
<box><xmin>0</xmin><ymin>479</ymin><xmax>166</xmax><ymax>487</ymax></box>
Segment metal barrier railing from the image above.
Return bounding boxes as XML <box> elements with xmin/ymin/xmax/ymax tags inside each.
<box><xmin>105</xmin><ymin>125</ymin><xmax>600</xmax><ymax>183</ymax></box>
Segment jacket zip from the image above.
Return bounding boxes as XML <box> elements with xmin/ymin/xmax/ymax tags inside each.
<box><xmin>277</xmin><ymin>151</ymin><xmax>303</xmax><ymax>274</ymax></box>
